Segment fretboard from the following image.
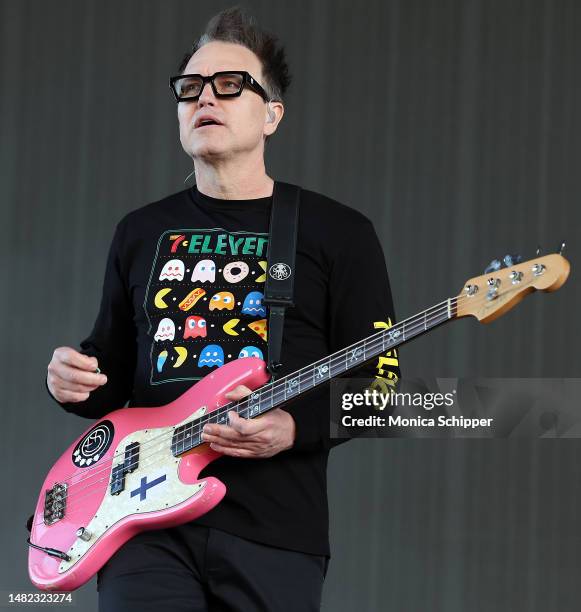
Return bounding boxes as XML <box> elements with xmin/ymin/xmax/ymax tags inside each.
<box><xmin>171</xmin><ymin>296</ymin><xmax>458</xmax><ymax>456</ymax></box>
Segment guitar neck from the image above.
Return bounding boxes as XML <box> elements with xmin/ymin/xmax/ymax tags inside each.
<box><xmin>237</xmin><ymin>296</ymin><xmax>458</xmax><ymax>417</ymax></box>
<box><xmin>171</xmin><ymin>296</ymin><xmax>459</xmax><ymax>455</ymax></box>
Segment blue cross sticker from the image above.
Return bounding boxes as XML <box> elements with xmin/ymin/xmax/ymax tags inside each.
<box><xmin>130</xmin><ymin>474</ymin><xmax>167</xmax><ymax>501</ymax></box>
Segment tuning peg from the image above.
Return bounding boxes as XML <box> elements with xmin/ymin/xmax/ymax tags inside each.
<box><xmin>536</xmin><ymin>245</ymin><xmax>542</xmax><ymax>256</ymax></box>
<box><xmin>502</xmin><ymin>254</ymin><xmax>522</xmax><ymax>268</ymax></box>
<box><xmin>557</xmin><ymin>241</ymin><xmax>566</xmax><ymax>255</ymax></box>
<box><xmin>484</xmin><ymin>258</ymin><xmax>502</xmax><ymax>274</ymax></box>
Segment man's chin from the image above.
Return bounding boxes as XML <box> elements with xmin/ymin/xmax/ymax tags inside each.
<box><xmin>190</xmin><ymin>144</ymin><xmax>229</xmax><ymax>161</ymax></box>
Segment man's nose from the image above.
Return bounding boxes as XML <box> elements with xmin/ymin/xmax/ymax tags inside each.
<box><xmin>197</xmin><ymin>80</ymin><xmax>216</xmax><ymax>105</ymax></box>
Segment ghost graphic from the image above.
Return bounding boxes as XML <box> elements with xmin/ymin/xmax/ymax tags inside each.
<box><xmin>191</xmin><ymin>259</ymin><xmax>216</xmax><ymax>283</ymax></box>
<box><xmin>209</xmin><ymin>291</ymin><xmax>235</xmax><ymax>311</ymax></box>
<box><xmin>184</xmin><ymin>315</ymin><xmax>207</xmax><ymax>339</ymax></box>
<box><xmin>154</xmin><ymin>318</ymin><xmax>175</xmax><ymax>341</ymax></box>
<box><xmin>197</xmin><ymin>344</ymin><xmax>225</xmax><ymax>368</ymax></box>
<box><xmin>238</xmin><ymin>346</ymin><xmax>264</xmax><ymax>360</ymax></box>
<box><xmin>241</xmin><ymin>291</ymin><xmax>266</xmax><ymax>317</ymax></box>
<box><xmin>159</xmin><ymin>259</ymin><xmax>185</xmax><ymax>281</ymax></box>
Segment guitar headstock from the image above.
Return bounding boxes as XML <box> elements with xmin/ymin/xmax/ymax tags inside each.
<box><xmin>456</xmin><ymin>252</ymin><xmax>570</xmax><ymax>323</ymax></box>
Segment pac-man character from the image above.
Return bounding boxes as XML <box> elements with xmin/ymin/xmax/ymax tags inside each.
<box><xmin>223</xmin><ymin>318</ymin><xmax>240</xmax><ymax>335</ymax></box>
<box><xmin>154</xmin><ymin>288</ymin><xmax>172</xmax><ymax>309</ymax></box>
<box><xmin>209</xmin><ymin>291</ymin><xmax>235</xmax><ymax>311</ymax></box>
<box><xmin>256</xmin><ymin>260</ymin><xmax>267</xmax><ymax>283</ymax></box>
<box><xmin>197</xmin><ymin>344</ymin><xmax>225</xmax><ymax>368</ymax></box>
<box><xmin>184</xmin><ymin>315</ymin><xmax>207</xmax><ymax>339</ymax></box>
<box><xmin>173</xmin><ymin>346</ymin><xmax>188</xmax><ymax>367</ymax></box>
<box><xmin>242</xmin><ymin>291</ymin><xmax>266</xmax><ymax>317</ymax></box>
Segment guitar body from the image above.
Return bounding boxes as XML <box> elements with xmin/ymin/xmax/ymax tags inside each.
<box><xmin>28</xmin><ymin>357</ymin><xmax>270</xmax><ymax>592</ymax></box>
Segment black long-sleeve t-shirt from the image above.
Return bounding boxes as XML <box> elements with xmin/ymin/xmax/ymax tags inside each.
<box><xmin>46</xmin><ymin>184</ymin><xmax>400</xmax><ymax>556</ymax></box>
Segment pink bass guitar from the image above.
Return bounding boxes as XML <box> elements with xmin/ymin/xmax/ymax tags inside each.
<box><xmin>28</xmin><ymin>252</ymin><xmax>569</xmax><ymax>591</ymax></box>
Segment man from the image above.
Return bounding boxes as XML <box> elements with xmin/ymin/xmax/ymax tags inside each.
<box><xmin>46</xmin><ymin>7</ymin><xmax>400</xmax><ymax>612</ymax></box>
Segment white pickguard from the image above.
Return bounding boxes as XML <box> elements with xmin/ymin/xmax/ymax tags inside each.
<box><xmin>59</xmin><ymin>407</ymin><xmax>208</xmax><ymax>573</ymax></box>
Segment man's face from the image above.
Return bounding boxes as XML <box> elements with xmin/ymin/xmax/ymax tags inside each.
<box><xmin>177</xmin><ymin>41</ymin><xmax>277</xmax><ymax>161</ymax></box>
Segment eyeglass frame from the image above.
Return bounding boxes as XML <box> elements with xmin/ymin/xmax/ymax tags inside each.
<box><xmin>169</xmin><ymin>71</ymin><xmax>270</xmax><ymax>103</ymax></box>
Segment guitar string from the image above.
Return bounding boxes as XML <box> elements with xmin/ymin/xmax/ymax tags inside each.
<box><xmin>43</xmin><ymin>296</ymin><xmax>454</xmax><ymax>491</ymax></box>
<box><xmin>61</xmin><ymin>294</ymin><xmax>463</xmax><ymax>485</ymax></box>
<box><xmin>39</xmin><ymin>272</ymin><xmax>529</xmax><ymax>519</ymax></box>
<box><xmin>34</xmin><ymin>302</ymin><xmax>456</xmax><ymax>525</ymax></box>
<box><xmin>53</xmin><ymin>295</ymin><xmax>458</xmax><ymax>488</ymax></box>
<box><xmin>52</xmin><ymin>253</ymin><xmax>554</xmax><ymax>503</ymax></box>
<box><xmin>38</xmin><ymin>266</ymin><xmax>543</xmax><ymax>528</ymax></box>
<box><xmin>40</xmin><ymin>285</ymin><xmax>513</xmax><ymax>522</ymax></box>
<box><xmin>36</xmin><ymin>293</ymin><xmax>476</xmax><ymax>519</ymax></box>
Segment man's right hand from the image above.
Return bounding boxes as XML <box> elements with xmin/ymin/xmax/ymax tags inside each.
<box><xmin>47</xmin><ymin>347</ymin><xmax>108</xmax><ymax>403</ymax></box>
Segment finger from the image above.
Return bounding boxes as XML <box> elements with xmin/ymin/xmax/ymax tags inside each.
<box><xmin>227</xmin><ymin>410</ymin><xmax>264</xmax><ymax>435</ymax></box>
<box><xmin>203</xmin><ymin>412</ymin><xmax>261</xmax><ymax>438</ymax></box>
<box><xmin>55</xmin><ymin>347</ymin><xmax>100</xmax><ymax>372</ymax></box>
<box><xmin>50</xmin><ymin>362</ymin><xmax>107</xmax><ymax>388</ymax></box>
<box><xmin>53</xmin><ymin>389</ymin><xmax>91</xmax><ymax>403</ymax></box>
<box><xmin>201</xmin><ymin>430</ymin><xmax>247</xmax><ymax>446</ymax></box>
<box><xmin>51</xmin><ymin>377</ymin><xmax>99</xmax><ymax>393</ymax></box>
<box><xmin>202</xmin><ymin>423</ymin><xmax>248</xmax><ymax>443</ymax></box>
<box><xmin>203</xmin><ymin>431</ymin><xmax>270</xmax><ymax>455</ymax></box>
<box><xmin>224</xmin><ymin>385</ymin><xmax>253</xmax><ymax>400</ymax></box>
<box><xmin>209</xmin><ymin>442</ymin><xmax>263</xmax><ymax>458</ymax></box>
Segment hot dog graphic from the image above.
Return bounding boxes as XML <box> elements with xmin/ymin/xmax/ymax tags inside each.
<box><xmin>179</xmin><ymin>287</ymin><xmax>206</xmax><ymax>311</ymax></box>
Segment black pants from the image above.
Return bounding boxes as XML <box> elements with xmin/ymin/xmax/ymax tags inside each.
<box><xmin>97</xmin><ymin>523</ymin><xmax>329</xmax><ymax>612</ymax></box>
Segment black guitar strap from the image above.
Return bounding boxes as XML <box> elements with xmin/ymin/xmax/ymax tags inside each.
<box><xmin>264</xmin><ymin>181</ymin><xmax>300</xmax><ymax>379</ymax></box>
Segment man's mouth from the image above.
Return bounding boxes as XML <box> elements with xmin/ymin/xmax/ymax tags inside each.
<box><xmin>195</xmin><ymin>118</ymin><xmax>223</xmax><ymax>129</ymax></box>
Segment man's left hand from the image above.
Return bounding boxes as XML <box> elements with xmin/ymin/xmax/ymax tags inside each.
<box><xmin>201</xmin><ymin>385</ymin><xmax>296</xmax><ymax>458</ymax></box>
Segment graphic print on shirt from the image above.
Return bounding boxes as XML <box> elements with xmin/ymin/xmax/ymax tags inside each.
<box><xmin>143</xmin><ymin>229</ymin><xmax>269</xmax><ymax>385</ymax></box>
<box><xmin>369</xmin><ymin>317</ymin><xmax>400</xmax><ymax>396</ymax></box>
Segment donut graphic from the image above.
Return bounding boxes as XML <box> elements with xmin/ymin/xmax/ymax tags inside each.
<box><xmin>223</xmin><ymin>261</ymin><xmax>249</xmax><ymax>284</ymax></box>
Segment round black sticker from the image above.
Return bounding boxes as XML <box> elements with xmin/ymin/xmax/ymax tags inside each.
<box><xmin>72</xmin><ymin>420</ymin><xmax>114</xmax><ymax>468</ymax></box>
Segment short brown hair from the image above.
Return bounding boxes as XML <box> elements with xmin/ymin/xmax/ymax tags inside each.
<box><xmin>178</xmin><ymin>6</ymin><xmax>292</xmax><ymax>103</ymax></box>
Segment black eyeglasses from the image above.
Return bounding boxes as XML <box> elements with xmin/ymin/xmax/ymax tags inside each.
<box><xmin>169</xmin><ymin>71</ymin><xmax>269</xmax><ymax>103</ymax></box>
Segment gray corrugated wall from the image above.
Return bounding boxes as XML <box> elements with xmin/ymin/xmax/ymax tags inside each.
<box><xmin>1</xmin><ymin>1</ymin><xmax>579</xmax><ymax>610</ymax></box>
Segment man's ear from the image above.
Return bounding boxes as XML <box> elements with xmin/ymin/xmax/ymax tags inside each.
<box><xmin>264</xmin><ymin>101</ymin><xmax>284</xmax><ymax>135</ymax></box>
